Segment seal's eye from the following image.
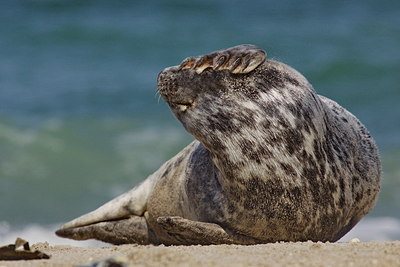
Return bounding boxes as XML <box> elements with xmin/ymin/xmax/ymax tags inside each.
<box><xmin>200</xmin><ymin>68</ymin><xmax>219</xmax><ymax>82</ymax></box>
<box><xmin>201</xmin><ymin>67</ymin><xmax>214</xmax><ymax>74</ymax></box>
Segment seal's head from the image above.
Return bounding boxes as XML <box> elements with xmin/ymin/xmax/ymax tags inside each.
<box><xmin>158</xmin><ymin>45</ymin><xmax>322</xmax><ymax>156</ymax></box>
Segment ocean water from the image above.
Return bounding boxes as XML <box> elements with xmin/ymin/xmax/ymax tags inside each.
<box><xmin>0</xmin><ymin>0</ymin><xmax>399</xmax><ymax>244</ymax></box>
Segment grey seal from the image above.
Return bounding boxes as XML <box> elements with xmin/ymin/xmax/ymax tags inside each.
<box><xmin>56</xmin><ymin>45</ymin><xmax>381</xmax><ymax>245</ymax></box>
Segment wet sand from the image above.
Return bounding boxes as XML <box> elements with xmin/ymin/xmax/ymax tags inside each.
<box><xmin>1</xmin><ymin>241</ymin><xmax>399</xmax><ymax>266</ymax></box>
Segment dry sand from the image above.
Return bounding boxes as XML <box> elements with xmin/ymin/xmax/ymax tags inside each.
<box><xmin>0</xmin><ymin>241</ymin><xmax>399</xmax><ymax>267</ymax></box>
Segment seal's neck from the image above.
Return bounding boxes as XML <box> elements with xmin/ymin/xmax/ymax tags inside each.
<box><xmin>199</xmin><ymin>90</ymin><xmax>330</xmax><ymax>188</ymax></box>
<box><xmin>205</xmin><ymin>128</ymin><xmax>280</xmax><ymax>185</ymax></box>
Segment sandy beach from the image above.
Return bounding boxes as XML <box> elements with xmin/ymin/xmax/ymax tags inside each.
<box><xmin>0</xmin><ymin>241</ymin><xmax>398</xmax><ymax>266</ymax></box>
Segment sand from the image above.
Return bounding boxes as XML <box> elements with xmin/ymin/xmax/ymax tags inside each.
<box><xmin>0</xmin><ymin>241</ymin><xmax>399</xmax><ymax>267</ymax></box>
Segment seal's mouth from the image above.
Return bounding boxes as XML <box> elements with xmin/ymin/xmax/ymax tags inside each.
<box><xmin>170</xmin><ymin>101</ymin><xmax>194</xmax><ymax>112</ymax></box>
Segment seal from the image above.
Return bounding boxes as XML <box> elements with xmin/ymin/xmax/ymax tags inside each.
<box><xmin>56</xmin><ymin>45</ymin><xmax>381</xmax><ymax>245</ymax></box>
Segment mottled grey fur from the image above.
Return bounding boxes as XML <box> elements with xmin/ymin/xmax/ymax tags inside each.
<box><xmin>56</xmin><ymin>45</ymin><xmax>381</xmax><ymax>245</ymax></box>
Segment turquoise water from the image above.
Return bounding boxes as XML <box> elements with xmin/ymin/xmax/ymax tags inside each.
<box><xmin>0</xmin><ymin>1</ymin><xmax>399</xmax><ymax>240</ymax></box>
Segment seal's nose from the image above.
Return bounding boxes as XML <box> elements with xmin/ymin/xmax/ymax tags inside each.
<box><xmin>157</xmin><ymin>67</ymin><xmax>180</xmax><ymax>96</ymax></box>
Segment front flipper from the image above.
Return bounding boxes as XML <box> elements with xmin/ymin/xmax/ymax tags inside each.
<box><xmin>56</xmin><ymin>215</ymin><xmax>149</xmax><ymax>245</ymax></box>
<box><xmin>179</xmin><ymin>44</ymin><xmax>266</xmax><ymax>74</ymax></box>
<box><xmin>157</xmin><ymin>216</ymin><xmax>261</xmax><ymax>245</ymax></box>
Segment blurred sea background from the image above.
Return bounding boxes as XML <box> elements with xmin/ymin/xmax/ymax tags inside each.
<box><xmin>0</xmin><ymin>0</ymin><xmax>399</xmax><ymax>246</ymax></box>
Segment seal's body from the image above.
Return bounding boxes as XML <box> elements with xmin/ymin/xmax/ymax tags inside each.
<box><xmin>56</xmin><ymin>45</ymin><xmax>381</xmax><ymax>245</ymax></box>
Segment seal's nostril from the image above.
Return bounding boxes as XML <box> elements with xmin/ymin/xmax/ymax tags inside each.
<box><xmin>157</xmin><ymin>71</ymin><xmax>162</xmax><ymax>80</ymax></box>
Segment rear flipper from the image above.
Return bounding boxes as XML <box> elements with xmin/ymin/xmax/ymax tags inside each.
<box><xmin>56</xmin><ymin>215</ymin><xmax>149</xmax><ymax>245</ymax></box>
<box><xmin>55</xmin><ymin>143</ymin><xmax>197</xmax><ymax>245</ymax></box>
<box><xmin>157</xmin><ymin>216</ymin><xmax>262</xmax><ymax>245</ymax></box>
<box><xmin>55</xmin><ymin>169</ymin><xmax>159</xmax><ymax>243</ymax></box>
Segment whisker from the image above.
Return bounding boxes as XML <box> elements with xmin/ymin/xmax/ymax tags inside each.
<box><xmin>154</xmin><ymin>88</ymin><xmax>160</xmax><ymax>98</ymax></box>
<box><xmin>153</xmin><ymin>88</ymin><xmax>162</xmax><ymax>104</ymax></box>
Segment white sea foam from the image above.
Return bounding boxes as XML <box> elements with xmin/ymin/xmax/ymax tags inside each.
<box><xmin>0</xmin><ymin>217</ymin><xmax>399</xmax><ymax>247</ymax></box>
